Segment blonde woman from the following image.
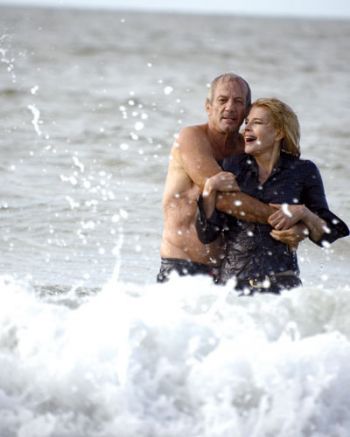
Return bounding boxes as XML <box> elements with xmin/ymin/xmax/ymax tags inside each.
<box><xmin>196</xmin><ymin>98</ymin><xmax>349</xmax><ymax>294</ymax></box>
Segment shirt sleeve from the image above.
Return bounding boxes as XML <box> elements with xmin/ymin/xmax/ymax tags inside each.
<box><xmin>302</xmin><ymin>161</ymin><xmax>349</xmax><ymax>246</ymax></box>
<box><xmin>196</xmin><ymin>195</ymin><xmax>228</xmax><ymax>244</ymax></box>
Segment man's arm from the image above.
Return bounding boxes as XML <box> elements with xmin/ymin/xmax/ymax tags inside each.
<box><xmin>177</xmin><ymin>126</ymin><xmax>275</xmax><ymax>223</ymax></box>
<box><xmin>176</xmin><ymin>126</ymin><xmax>222</xmax><ymax>187</ymax></box>
<box><xmin>216</xmin><ymin>191</ymin><xmax>274</xmax><ymax>223</ymax></box>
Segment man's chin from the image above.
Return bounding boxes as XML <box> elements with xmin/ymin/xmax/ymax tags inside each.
<box><xmin>221</xmin><ymin>123</ymin><xmax>238</xmax><ymax>134</ymax></box>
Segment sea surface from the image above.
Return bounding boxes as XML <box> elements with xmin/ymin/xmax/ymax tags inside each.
<box><xmin>0</xmin><ymin>6</ymin><xmax>350</xmax><ymax>436</ymax></box>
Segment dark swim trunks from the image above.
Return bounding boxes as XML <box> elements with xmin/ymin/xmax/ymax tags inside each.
<box><xmin>157</xmin><ymin>258</ymin><xmax>217</xmax><ymax>283</ymax></box>
<box><xmin>235</xmin><ymin>273</ymin><xmax>302</xmax><ymax>295</ymax></box>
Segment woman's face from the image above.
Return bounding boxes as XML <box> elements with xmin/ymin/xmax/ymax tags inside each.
<box><xmin>244</xmin><ymin>106</ymin><xmax>282</xmax><ymax>158</ymax></box>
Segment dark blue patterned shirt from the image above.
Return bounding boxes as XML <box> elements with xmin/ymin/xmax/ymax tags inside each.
<box><xmin>196</xmin><ymin>152</ymin><xmax>349</xmax><ymax>284</ymax></box>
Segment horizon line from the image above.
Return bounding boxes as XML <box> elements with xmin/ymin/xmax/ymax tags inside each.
<box><xmin>0</xmin><ymin>2</ymin><xmax>350</xmax><ymax>21</ymax></box>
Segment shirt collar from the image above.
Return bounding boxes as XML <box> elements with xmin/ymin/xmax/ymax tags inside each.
<box><xmin>244</xmin><ymin>151</ymin><xmax>296</xmax><ymax>175</ymax></box>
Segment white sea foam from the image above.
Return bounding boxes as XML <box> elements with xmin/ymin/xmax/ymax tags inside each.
<box><xmin>1</xmin><ymin>274</ymin><xmax>350</xmax><ymax>436</ymax></box>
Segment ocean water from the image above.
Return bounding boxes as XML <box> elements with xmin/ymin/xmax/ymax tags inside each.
<box><xmin>0</xmin><ymin>6</ymin><xmax>350</xmax><ymax>436</ymax></box>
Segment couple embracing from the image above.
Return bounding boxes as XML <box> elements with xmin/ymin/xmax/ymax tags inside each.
<box><xmin>158</xmin><ymin>73</ymin><xmax>348</xmax><ymax>294</ymax></box>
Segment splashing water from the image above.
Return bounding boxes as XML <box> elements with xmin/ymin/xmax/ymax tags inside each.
<box><xmin>27</xmin><ymin>104</ymin><xmax>43</xmax><ymax>137</ymax></box>
<box><xmin>281</xmin><ymin>203</ymin><xmax>292</xmax><ymax>218</ymax></box>
<box><xmin>1</xmin><ymin>273</ymin><xmax>350</xmax><ymax>437</ymax></box>
<box><xmin>0</xmin><ymin>38</ymin><xmax>17</xmax><ymax>83</ymax></box>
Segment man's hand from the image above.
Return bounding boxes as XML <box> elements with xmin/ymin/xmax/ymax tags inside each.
<box><xmin>268</xmin><ymin>204</ymin><xmax>306</xmax><ymax>230</ymax></box>
<box><xmin>270</xmin><ymin>223</ymin><xmax>309</xmax><ymax>249</ymax></box>
<box><xmin>203</xmin><ymin>171</ymin><xmax>239</xmax><ymax>197</ymax></box>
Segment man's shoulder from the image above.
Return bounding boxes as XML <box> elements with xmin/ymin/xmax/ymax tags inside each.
<box><xmin>177</xmin><ymin>124</ymin><xmax>209</xmax><ymax>144</ymax></box>
<box><xmin>180</xmin><ymin>123</ymin><xmax>208</xmax><ymax>133</ymax></box>
<box><xmin>174</xmin><ymin>123</ymin><xmax>213</xmax><ymax>157</ymax></box>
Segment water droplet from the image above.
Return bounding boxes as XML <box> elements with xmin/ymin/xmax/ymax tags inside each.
<box><xmin>111</xmin><ymin>214</ymin><xmax>120</xmax><ymax>223</ymax></box>
<box><xmin>119</xmin><ymin>209</ymin><xmax>128</xmax><ymax>219</ymax></box>
<box><xmin>164</xmin><ymin>86</ymin><xmax>173</xmax><ymax>95</ymax></box>
<box><xmin>30</xmin><ymin>85</ymin><xmax>39</xmax><ymax>95</ymax></box>
<box><xmin>134</xmin><ymin>122</ymin><xmax>144</xmax><ymax>131</ymax></box>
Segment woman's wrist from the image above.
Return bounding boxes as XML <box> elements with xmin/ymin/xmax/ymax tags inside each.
<box><xmin>302</xmin><ymin>206</ymin><xmax>317</xmax><ymax>227</ymax></box>
<box><xmin>302</xmin><ymin>206</ymin><xmax>327</xmax><ymax>241</ymax></box>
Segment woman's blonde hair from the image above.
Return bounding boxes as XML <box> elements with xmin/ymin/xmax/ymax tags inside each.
<box><xmin>252</xmin><ymin>98</ymin><xmax>301</xmax><ymax>157</ymax></box>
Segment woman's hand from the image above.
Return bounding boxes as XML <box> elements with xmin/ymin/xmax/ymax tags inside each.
<box><xmin>268</xmin><ymin>203</ymin><xmax>327</xmax><ymax>242</ymax></box>
<box><xmin>270</xmin><ymin>223</ymin><xmax>309</xmax><ymax>248</ymax></box>
<box><xmin>268</xmin><ymin>204</ymin><xmax>306</xmax><ymax>230</ymax></box>
<box><xmin>203</xmin><ymin>171</ymin><xmax>239</xmax><ymax>197</ymax></box>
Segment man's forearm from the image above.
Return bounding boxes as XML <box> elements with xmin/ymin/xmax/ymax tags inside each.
<box><xmin>215</xmin><ymin>192</ymin><xmax>275</xmax><ymax>223</ymax></box>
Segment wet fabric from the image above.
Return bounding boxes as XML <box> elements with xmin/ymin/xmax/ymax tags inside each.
<box><xmin>196</xmin><ymin>152</ymin><xmax>349</xmax><ymax>291</ymax></box>
<box><xmin>157</xmin><ymin>257</ymin><xmax>216</xmax><ymax>283</ymax></box>
<box><xmin>235</xmin><ymin>272</ymin><xmax>302</xmax><ymax>295</ymax></box>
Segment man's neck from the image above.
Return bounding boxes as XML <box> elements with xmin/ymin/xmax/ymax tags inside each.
<box><xmin>207</xmin><ymin>127</ymin><xmax>244</xmax><ymax>160</ymax></box>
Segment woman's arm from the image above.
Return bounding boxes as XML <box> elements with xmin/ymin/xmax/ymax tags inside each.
<box><xmin>268</xmin><ymin>204</ymin><xmax>327</xmax><ymax>242</ymax></box>
<box><xmin>269</xmin><ymin>161</ymin><xmax>349</xmax><ymax>246</ymax></box>
<box><xmin>301</xmin><ymin>161</ymin><xmax>349</xmax><ymax>245</ymax></box>
<box><xmin>270</xmin><ymin>223</ymin><xmax>310</xmax><ymax>249</ymax></box>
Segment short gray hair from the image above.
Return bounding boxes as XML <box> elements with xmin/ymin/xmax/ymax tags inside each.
<box><xmin>207</xmin><ymin>73</ymin><xmax>251</xmax><ymax>109</ymax></box>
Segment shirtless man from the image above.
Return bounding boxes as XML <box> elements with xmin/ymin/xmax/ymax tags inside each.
<box><xmin>158</xmin><ymin>73</ymin><xmax>300</xmax><ymax>282</ymax></box>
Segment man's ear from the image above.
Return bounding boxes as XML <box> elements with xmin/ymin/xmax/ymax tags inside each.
<box><xmin>205</xmin><ymin>98</ymin><xmax>211</xmax><ymax>114</ymax></box>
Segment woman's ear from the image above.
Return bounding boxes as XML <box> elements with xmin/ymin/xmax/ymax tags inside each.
<box><xmin>275</xmin><ymin>128</ymin><xmax>284</xmax><ymax>142</ymax></box>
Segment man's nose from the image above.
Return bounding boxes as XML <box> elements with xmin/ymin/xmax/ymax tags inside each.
<box><xmin>225</xmin><ymin>99</ymin><xmax>236</xmax><ymax>111</ymax></box>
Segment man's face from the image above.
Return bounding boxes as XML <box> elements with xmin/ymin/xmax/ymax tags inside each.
<box><xmin>206</xmin><ymin>79</ymin><xmax>247</xmax><ymax>134</ymax></box>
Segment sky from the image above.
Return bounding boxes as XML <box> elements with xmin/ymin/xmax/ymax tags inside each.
<box><xmin>1</xmin><ymin>0</ymin><xmax>350</xmax><ymax>19</ymax></box>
